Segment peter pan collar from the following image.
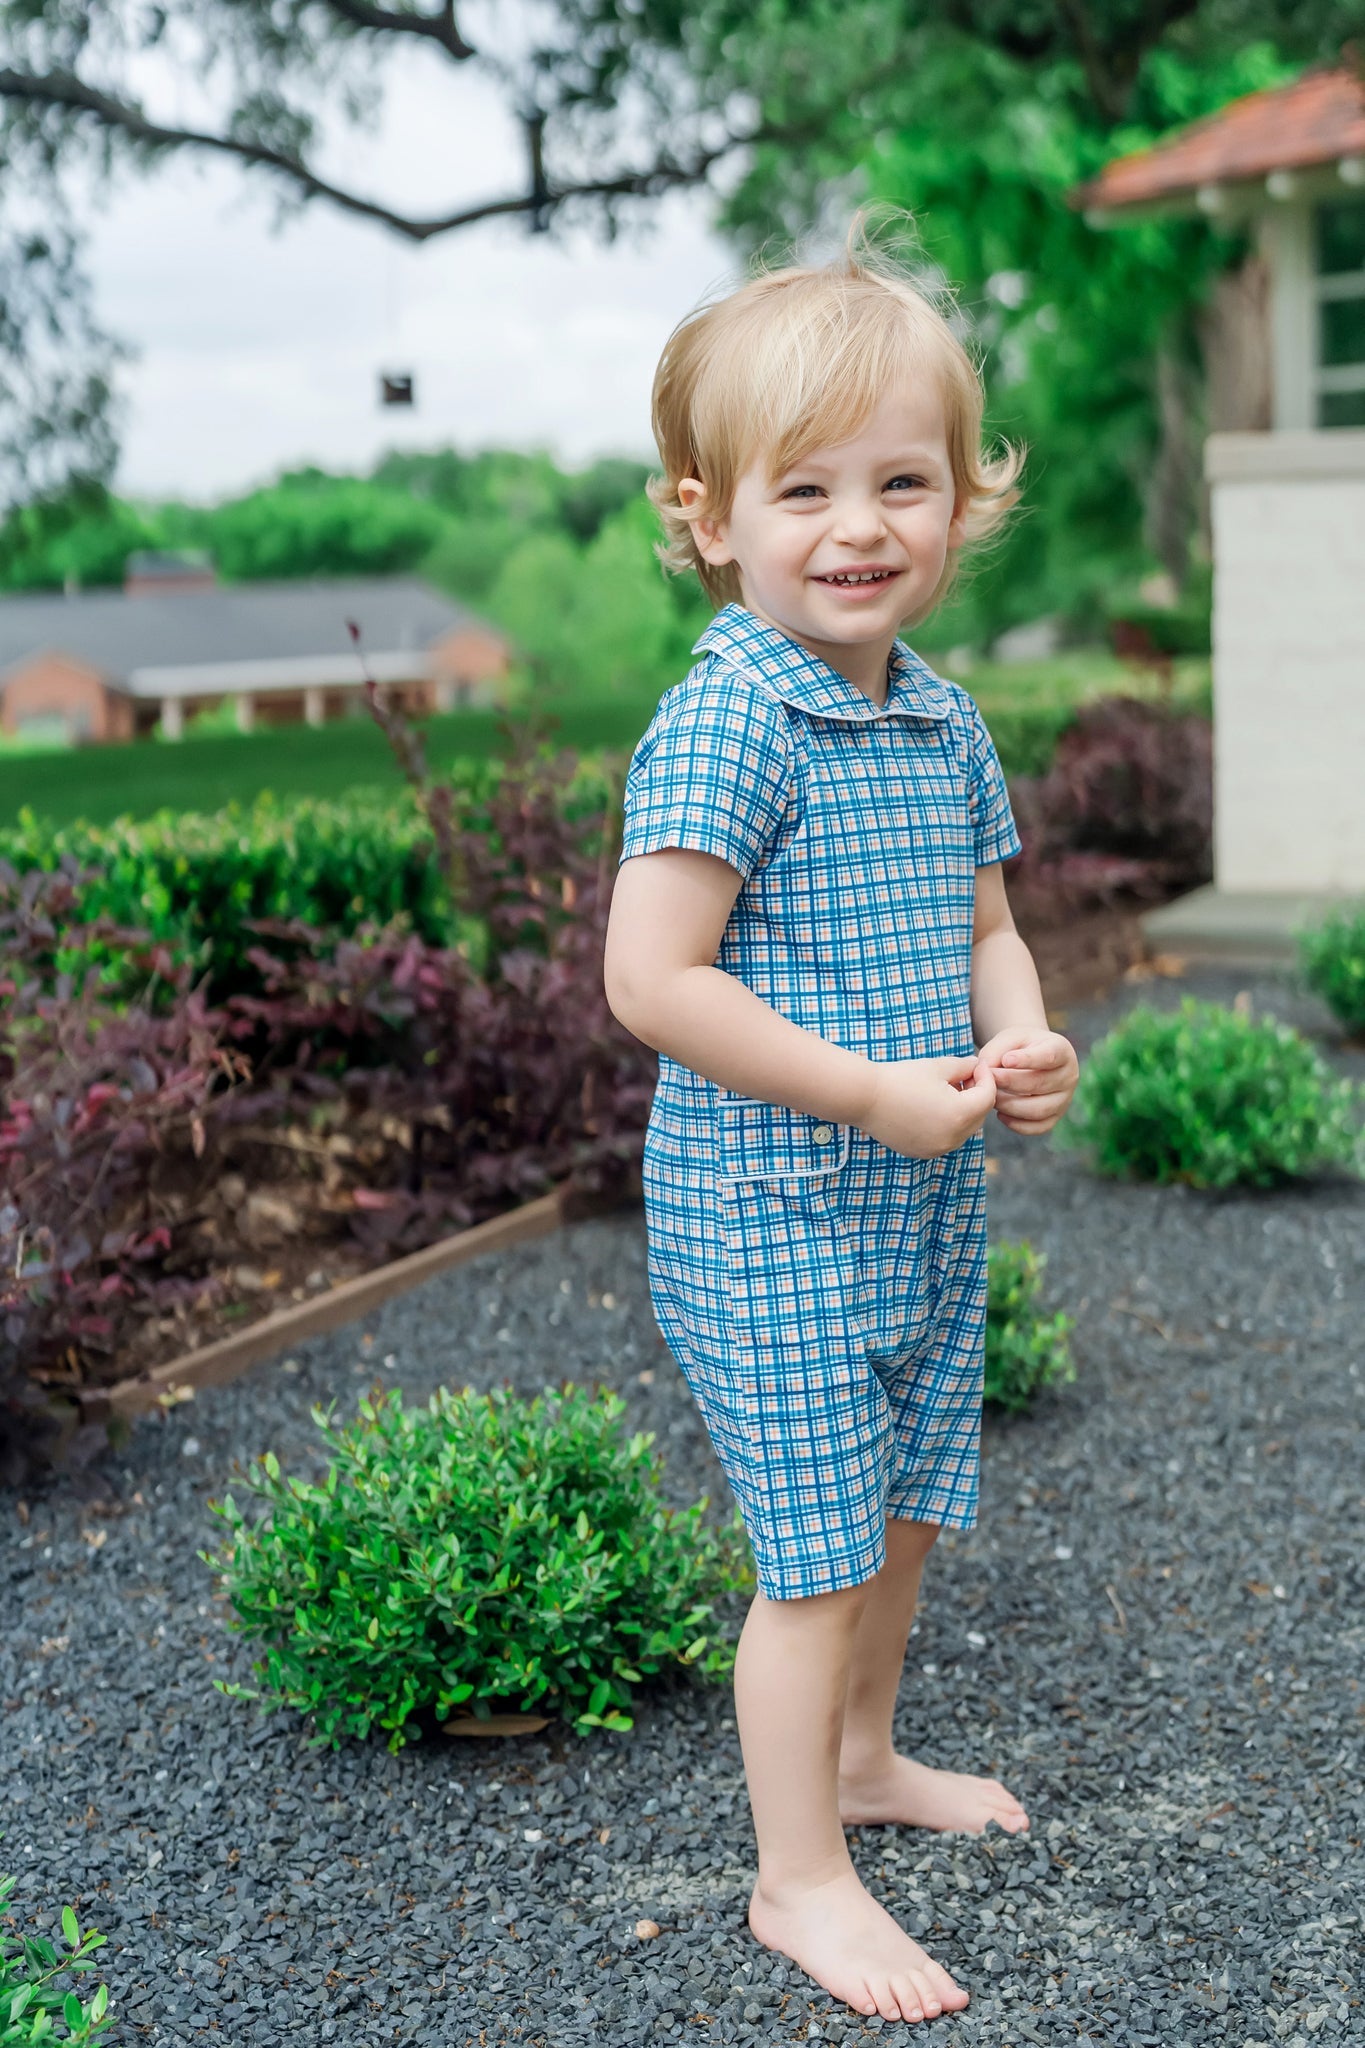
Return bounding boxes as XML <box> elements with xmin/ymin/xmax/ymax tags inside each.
<box><xmin>695</xmin><ymin>602</ymin><xmax>954</xmax><ymax>725</ymax></box>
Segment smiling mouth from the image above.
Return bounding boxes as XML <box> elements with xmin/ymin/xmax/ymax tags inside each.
<box><xmin>814</xmin><ymin>569</ymin><xmax>899</xmax><ymax>586</ymax></box>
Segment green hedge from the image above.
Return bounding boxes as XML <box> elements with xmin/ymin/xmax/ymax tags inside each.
<box><xmin>0</xmin><ymin>754</ymin><xmax>619</xmax><ymax>998</ymax></box>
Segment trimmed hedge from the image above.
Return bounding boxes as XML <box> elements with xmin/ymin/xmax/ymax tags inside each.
<box><xmin>0</xmin><ymin>753</ymin><xmax>618</xmax><ymax>1001</ymax></box>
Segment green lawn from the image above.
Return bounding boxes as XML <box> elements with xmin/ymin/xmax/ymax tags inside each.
<box><xmin>0</xmin><ymin>652</ymin><xmax>1210</xmax><ymax>829</ymax></box>
<box><xmin>0</xmin><ymin>698</ymin><xmax>655</xmax><ymax>829</ymax></box>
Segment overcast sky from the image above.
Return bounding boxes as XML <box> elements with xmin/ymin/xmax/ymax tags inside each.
<box><xmin>79</xmin><ymin>43</ymin><xmax>738</xmax><ymax>503</ymax></box>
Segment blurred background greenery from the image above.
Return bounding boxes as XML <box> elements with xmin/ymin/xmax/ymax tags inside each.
<box><xmin>0</xmin><ymin>0</ymin><xmax>1350</xmax><ymax>823</ymax></box>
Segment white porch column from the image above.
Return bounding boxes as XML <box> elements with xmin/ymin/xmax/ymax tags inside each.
<box><xmin>160</xmin><ymin>695</ymin><xmax>184</xmax><ymax>741</ymax></box>
<box><xmin>304</xmin><ymin>686</ymin><xmax>326</xmax><ymax>727</ymax></box>
<box><xmin>1259</xmin><ymin>200</ymin><xmax>1315</xmax><ymax>431</ymax></box>
<box><xmin>1207</xmin><ymin>428</ymin><xmax>1365</xmax><ymax>893</ymax></box>
<box><xmin>433</xmin><ymin>676</ymin><xmax>457</xmax><ymax>713</ymax></box>
<box><xmin>234</xmin><ymin>693</ymin><xmax>255</xmax><ymax>735</ymax></box>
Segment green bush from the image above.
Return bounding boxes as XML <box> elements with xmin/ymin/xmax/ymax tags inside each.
<box><xmin>984</xmin><ymin>1240</ymin><xmax>1076</xmax><ymax>1413</ymax></box>
<box><xmin>0</xmin><ymin>753</ymin><xmax>620</xmax><ymax>999</ymax></box>
<box><xmin>970</xmin><ymin>701</ymin><xmax>1079</xmax><ymax>782</ymax></box>
<box><xmin>202</xmin><ymin>1383</ymin><xmax>751</xmax><ymax>1752</ymax></box>
<box><xmin>0</xmin><ymin>1872</ymin><xmax>111</xmax><ymax>2045</ymax></box>
<box><xmin>1059</xmin><ymin>997</ymin><xmax>1362</xmax><ymax>1188</ymax></box>
<box><xmin>1299</xmin><ymin>904</ymin><xmax>1365</xmax><ymax>1038</ymax></box>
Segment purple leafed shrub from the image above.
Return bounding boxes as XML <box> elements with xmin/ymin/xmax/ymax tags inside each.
<box><xmin>1</xmin><ymin>728</ymin><xmax>657</xmax><ymax>1475</ymax></box>
<box><xmin>0</xmin><ymin>865</ymin><xmax>246</xmax><ymax>1480</ymax></box>
<box><xmin>1007</xmin><ymin>697</ymin><xmax>1212</xmax><ymax>908</ymax></box>
<box><xmin>226</xmin><ymin>744</ymin><xmax>655</xmax><ymax>1257</ymax></box>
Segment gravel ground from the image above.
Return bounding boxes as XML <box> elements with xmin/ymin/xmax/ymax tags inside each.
<box><xmin>5</xmin><ymin>967</ymin><xmax>1363</xmax><ymax>2048</ymax></box>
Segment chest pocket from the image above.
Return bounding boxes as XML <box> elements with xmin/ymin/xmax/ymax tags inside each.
<box><xmin>714</xmin><ymin>1095</ymin><xmax>851</xmax><ymax>1182</ymax></box>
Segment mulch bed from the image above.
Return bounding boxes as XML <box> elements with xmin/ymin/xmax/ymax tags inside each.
<box><xmin>5</xmin><ymin>965</ymin><xmax>1361</xmax><ymax>2048</ymax></box>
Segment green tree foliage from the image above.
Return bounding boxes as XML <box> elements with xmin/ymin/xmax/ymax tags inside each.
<box><xmin>161</xmin><ymin>469</ymin><xmax>447</xmax><ymax>583</ymax></box>
<box><xmin>657</xmin><ymin>2</ymin><xmax>1359</xmax><ymax>637</ymax></box>
<box><xmin>856</xmin><ymin>42</ymin><xmax>1295</xmax><ymax>639</ymax></box>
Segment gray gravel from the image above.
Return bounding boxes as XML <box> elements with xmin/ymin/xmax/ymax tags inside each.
<box><xmin>4</xmin><ymin>966</ymin><xmax>1363</xmax><ymax>2048</ymax></box>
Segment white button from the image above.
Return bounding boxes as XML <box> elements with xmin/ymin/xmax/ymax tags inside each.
<box><xmin>812</xmin><ymin>1124</ymin><xmax>834</xmax><ymax>1145</ymax></box>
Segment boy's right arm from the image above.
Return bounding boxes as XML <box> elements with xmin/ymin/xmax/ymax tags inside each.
<box><xmin>604</xmin><ymin>848</ymin><xmax>995</xmax><ymax>1161</ymax></box>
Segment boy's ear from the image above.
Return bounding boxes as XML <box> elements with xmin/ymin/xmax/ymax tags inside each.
<box><xmin>678</xmin><ymin>477</ymin><xmax>736</xmax><ymax>567</ymax></box>
<box><xmin>945</xmin><ymin>490</ymin><xmax>970</xmax><ymax>552</ymax></box>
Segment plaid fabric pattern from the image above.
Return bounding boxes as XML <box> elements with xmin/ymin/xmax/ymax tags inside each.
<box><xmin>622</xmin><ymin>605</ymin><xmax>1021</xmax><ymax>1600</ymax></box>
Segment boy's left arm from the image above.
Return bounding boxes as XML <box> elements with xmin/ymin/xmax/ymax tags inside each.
<box><xmin>969</xmin><ymin>863</ymin><xmax>1079</xmax><ymax>1136</ymax></box>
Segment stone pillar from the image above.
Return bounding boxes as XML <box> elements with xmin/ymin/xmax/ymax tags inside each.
<box><xmin>1207</xmin><ymin>428</ymin><xmax>1365</xmax><ymax>891</ymax></box>
<box><xmin>304</xmin><ymin>686</ymin><xmax>326</xmax><ymax>728</ymax></box>
<box><xmin>1258</xmin><ymin>201</ymin><xmax>1314</xmax><ymax>431</ymax></box>
<box><xmin>234</xmin><ymin>693</ymin><xmax>255</xmax><ymax>735</ymax></box>
<box><xmin>160</xmin><ymin>696</ymin><xmax>184</xmax><ymax>741</ymax></box>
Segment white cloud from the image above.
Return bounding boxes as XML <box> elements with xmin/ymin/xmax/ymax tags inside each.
<box><xmin>78</xmin><ymin>47</ymin><xmax>739</xmax><ymax>499</ymax></box>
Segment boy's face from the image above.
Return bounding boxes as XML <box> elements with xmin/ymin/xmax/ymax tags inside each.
<box><xmin>683</xmin><ymin>378</ymin><xmax>968</xmax><ymax>682</ymax></box>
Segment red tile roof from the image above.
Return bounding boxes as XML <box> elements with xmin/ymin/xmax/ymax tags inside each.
<box><xmin>1074</xmin><ymin>65</ymin><xmax>1365</xmax><ymax>212</ymax></box>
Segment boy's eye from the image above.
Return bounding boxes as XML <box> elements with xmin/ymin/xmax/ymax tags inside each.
<box><xmin>886</xmin><ymin>474</ymin><xmax>928</xmax><ymax>492</ymax></box>
<box><xmin>780</xmin><ymin>483</ymin><xmax>824</xmax><ymax>500</ymax></box>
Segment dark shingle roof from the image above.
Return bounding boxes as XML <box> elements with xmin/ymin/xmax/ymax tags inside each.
<box><xmin>0</xmin><ymin>577</ymin><xmax>493</xmax><ymax>687</ymax></box>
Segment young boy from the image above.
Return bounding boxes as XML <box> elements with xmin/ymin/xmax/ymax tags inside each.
<box><xmin>603</xmin><ymin>238</ymin><xmax>1079</xmax><ymax>2026</ymax></box>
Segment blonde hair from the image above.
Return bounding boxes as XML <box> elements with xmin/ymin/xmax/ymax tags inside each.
<box><xmin>648</xmin><ymin>218</ymin><xmax>1023</xmax><ymax>618</ymax></box>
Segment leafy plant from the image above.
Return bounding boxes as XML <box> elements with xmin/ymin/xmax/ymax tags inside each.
<box><xmin>984</xmin><ymin>1240</ymin><xmax>1076</xmax><ymax>1413</ymax></box>
<box><xmin>1299</xmin><ymin>905</ymin><xmax>1365</xmax><ymax>1039</ymax></box>
<box><xmin>202</xmin><ymin>1383</ymin><xmax>752</xmax><ymax>1751</ymax></box>
<box><xmin>1059</xmin><ymin>997</ymin><xmax>1362</xmax><ymax>1188</ymax></box>
<box><xmin>0</xmin><ymin>1870</ymin><xmax>112</xmax><ymax>2045</ymax></box>
<box><xmin>0</xmin><ymin>865</ymin><xmax>246</xmax><ymax>1482</ymax></box>
<box><xmin>1008</xmin><ymin>696</ymin><xmax>1212</xmax><ymax>908</ymax></box>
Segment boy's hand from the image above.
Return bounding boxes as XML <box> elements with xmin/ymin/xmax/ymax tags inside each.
<box><xmin>861</xmin><ymin>1055</ymin><xmax>998</xmax><ymax>1159</ymax></box>
<box><xmin>973</xmin><ymin>1028</ymin><xmax>1079</xmax><ymax>1136</ymax></box>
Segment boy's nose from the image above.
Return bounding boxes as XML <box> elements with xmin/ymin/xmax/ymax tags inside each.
<box><xmin>831</xmin><ymin>499</ymin><xmax>889</xmax><ymax>547</ymax></box>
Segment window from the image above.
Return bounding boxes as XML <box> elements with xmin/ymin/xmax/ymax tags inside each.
<box><xmin>1315</xmin><ymin>197</ymin><xmax>1365</xmax><ymax>428</ymax></box>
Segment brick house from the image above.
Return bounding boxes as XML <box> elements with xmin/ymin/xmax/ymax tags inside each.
<box><xmin>1076</xmin><ymin>64</ymin><xmax>1365</xmax><ymax>952</ymax></box>
<box><xmin>0</xmin><ymin>557</ymin><xmax>512</xmax><ymax>745</ymax></box>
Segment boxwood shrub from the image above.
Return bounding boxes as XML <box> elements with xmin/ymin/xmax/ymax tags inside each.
<box><xmin>202</xmin><ymin>1383</ymin><xmax>751</xmax><ymax>1751</ymax></box>
<box><xmin>1299</xmin><ymin>904</ymin><xmax>1365</xmax><ymax>1038</ymax></box>
<box><xmin>0</xmin><ymin>1870</ymin><xmax>111</xmax><ymax>2044</ymax></box>
<box><xmin>984</xmin><ymin>1240</ymin><xmax>1076</xmax><ymax>1413</ymax></box>
<box><xmin>1060</xmin><ymin>997</ymin><xmax>1362</xmax><ymax>1188</ymax></box>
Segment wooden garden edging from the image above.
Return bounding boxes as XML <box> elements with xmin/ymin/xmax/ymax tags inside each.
<box><xmin>75</xmin><ymin>1183</ymin><xmax>577</xmax><ymax>1428</ymax></box>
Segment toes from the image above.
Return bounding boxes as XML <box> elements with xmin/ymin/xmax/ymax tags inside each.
<box><xmin>889</xmin><ymin>1974</ymin><xmax>923</xmax><ymax>2022</ymax></box>
<box><xmin>924</xmin><ymin>1959</ymin><xmax>969</xmax><ymax>2010</ymax></box>
<box><xmin>873</xmin><ymin>1980</ymin><xmax>906</xmax><ymax>2022</ymax></box>
<box><xmin>908</xmin><ymin>1965</ymin><xmax>942</xmax><ymax>2017</ymax></box>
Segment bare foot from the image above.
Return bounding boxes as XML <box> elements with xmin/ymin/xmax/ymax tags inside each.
<box><xmin>749</xmin><ymin>1864</ymin><xmax>968</xmax><ymax>2024</ymax></box>
<box><xmin>839</xmin><ymin>1755</ymin><xmax>1029</xmax><ymax>1835</ymax></box>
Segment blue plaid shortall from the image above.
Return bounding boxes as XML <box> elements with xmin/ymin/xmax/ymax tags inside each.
<box><xmin>619</xmin><ymin>604</ymin><xmax>1022</xmax><ymax>1600</ymax></box>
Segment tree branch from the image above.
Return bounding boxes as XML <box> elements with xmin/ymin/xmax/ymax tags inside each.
<box><xmin>313</xmin><ymin>0</ymin><xmax>474</xmax><ymax>62</ymax></box>
<box><xmin>0</xmin><ymin>64</ymin><xmax>767</xmax><ymax>241</ymax></box>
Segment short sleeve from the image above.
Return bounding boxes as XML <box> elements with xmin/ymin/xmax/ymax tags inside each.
<box><xmin>965</xmin><ymin>699</ymin><xmax>1023</xmax><ymax>866</ymax></box>
<box><xmin>619</xmin><ymin>671</ymin><xmax>793</xmax><ymax>882</ymax></box>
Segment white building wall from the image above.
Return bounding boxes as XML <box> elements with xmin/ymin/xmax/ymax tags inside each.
<box><xmin>1207</xmin><ymin>430</ymin><xmax>1365</xmax><ymax>893</ymax></box>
